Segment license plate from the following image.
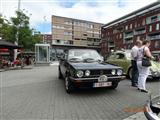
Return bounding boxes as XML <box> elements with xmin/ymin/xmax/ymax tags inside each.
<box><xmin>93</xmin><ymin>82</ymin><xmax>112</xmax><ymax>88</ymax></box>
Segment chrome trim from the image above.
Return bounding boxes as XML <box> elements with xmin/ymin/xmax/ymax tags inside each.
<box><xmin>70</xmin><ymin>76</ymin><xmax>126</xmax><ymax>80</ymax></box>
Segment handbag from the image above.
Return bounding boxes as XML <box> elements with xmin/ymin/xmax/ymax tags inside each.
<box><xmin>142</xmin><ymin>47</ymin><xmax>151</xmax><ymax>67</ymax></box>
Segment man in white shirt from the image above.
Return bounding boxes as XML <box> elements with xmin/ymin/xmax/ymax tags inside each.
<box><xmin>131</xmin><ymin>40</ymin><xmax>142</xmax><ymax>87</ymax></box>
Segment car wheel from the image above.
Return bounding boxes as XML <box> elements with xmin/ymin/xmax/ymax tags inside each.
<box><xmin>110</xmin><ymin>82</ymin><xmax>118</xmax><ymax>89</ymax></box>
<box><xmin>58</xmin><ymin>66</ymin><xmax>63</xmax><ymax>79</ymax></box>
<box><xmin>128</xmin><ymin>67</ymin><xmax>133</xmax><ymax>80</ymax></box>
<box><xmin>65</xmin><ymin>76</ymin><xmax>74</xmax><ymax>93</ymax></box>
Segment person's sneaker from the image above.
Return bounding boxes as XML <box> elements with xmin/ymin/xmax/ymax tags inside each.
<box><xmin>140</xmin><ymin>89</ymin><xmax>148</xmax><ymax>93</ymax></box>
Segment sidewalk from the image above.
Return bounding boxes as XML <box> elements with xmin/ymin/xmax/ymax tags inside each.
<box><xmin>50</xmin><ymin>61</ymin><xmax>59</xmax><ymax>66</ymax></box>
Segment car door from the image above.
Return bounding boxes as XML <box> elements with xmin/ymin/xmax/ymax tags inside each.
<box><xmin>60</xmin><ymin>52</ymin><xmax>68</xmax><ymax>77</ymax></box>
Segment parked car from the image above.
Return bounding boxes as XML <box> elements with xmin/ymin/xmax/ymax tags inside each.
<box><xmin>144</xmin><ymin>95</ymin><xmax>160</xmax><ymax>120</ymax></box>
<box><xmin>58</xmin><ymin>49</ymin><xmax>126</xmax><ymax>93</ymax></box>
<box><xmin>106</xmin><ymin>50</ymin><xmax>160</xmax><ymax>80</ymax></box>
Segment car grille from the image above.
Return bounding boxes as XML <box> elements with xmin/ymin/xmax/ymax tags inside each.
<box><xmin>90</xmin><ymin>70</ymin><xmax>111</xmax><ymax>77</ymax></box>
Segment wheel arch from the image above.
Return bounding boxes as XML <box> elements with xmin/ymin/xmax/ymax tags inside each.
<box><xmin>127</xmin><ymin>66</ymin><xmax>132</xmax><ymax>79</ymax></box>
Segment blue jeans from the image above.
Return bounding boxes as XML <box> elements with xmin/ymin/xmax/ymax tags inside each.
<box><xmin>131</xmin><ymin>60</ymin><xmax>139</xmax><ymax>85</ymax></box>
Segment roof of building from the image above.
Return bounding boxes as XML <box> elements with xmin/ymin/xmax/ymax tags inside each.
<box><xmin>0</xmin><ymin>40</ymin><xmax>21</xmax><ymax>49</ymax></box>
<box><xmin>52</xmin><ymin>15</ymin><xmax>104</xmax><ymax>25</ymax></box>
<box><xmin>102</xmin><ymin>1</ymin><xmax>160</xmax><ymax>28</ymax></box>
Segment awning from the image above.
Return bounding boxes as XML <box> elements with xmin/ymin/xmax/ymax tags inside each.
<box><xmin>0</xmin><ymin>40</ymin><xmax>21</xmax><ymax>49</ymax></box>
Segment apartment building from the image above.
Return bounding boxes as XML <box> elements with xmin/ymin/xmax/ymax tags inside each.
<box><xmin>41</xmin><ymin>34</ymin><xmax>52</xmax><ymax>44</ymax></box>
<box><xmin>52</xmin><ymin>15</ymin><xmax>103</xmax><ymax>48</ymax></box>
<box><xmin>101</xmin><ymin>1</ymin><xmax>160</xmax><ymax>57</ymax></box>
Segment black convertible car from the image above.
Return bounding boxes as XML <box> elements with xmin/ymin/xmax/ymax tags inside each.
<box><xmin>58</xmin><ymin>49</ymin><xmax>126</xmax><ymax>93</ymax></box>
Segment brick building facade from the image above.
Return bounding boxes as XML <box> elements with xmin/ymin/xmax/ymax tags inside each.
<box><xmin>101</xmin><ymin>1</ymin><xmax>160</xmax><ymax>57</ymax></box>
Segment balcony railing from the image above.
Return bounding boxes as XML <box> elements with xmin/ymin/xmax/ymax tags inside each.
<box><xmin>134</xmin><ymin>30</ymin><xmax>146</xmax><ymax>35</ymax></box>
<box><xmin>149</xmin><ymin>34</ymin><xmax>160</xmax><ymax>40</ymax></box>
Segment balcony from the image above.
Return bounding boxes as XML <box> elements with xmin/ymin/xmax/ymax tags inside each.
<box><xmin>124</xmin><ymin>39</ymin><xmax>133</xmax><ymax>44</ymax></box>
<box><xmin>134</xmin><ymin>30</ymin><xmax>146</xmax><ymax>35</ymax></box>
<box><xmin>94</xmin><ymin>42</ymin><xmax>100</xmax><ymax>46</ymax></box>
<box><xmin>148</xmin><ymin>34</ymin><xmax>160</xmax><ymax>40</ymax></box>
<box><xmin>108</xmin><ymin>42</ymin><xmax>115</xmax><ymax>47</ymax></box>
<box><xmin>134</xmin><ymin>27</ymin><xmax>146</xmax><ymax>35</ymax></box>
<box><xmin>124</xmin><ymin>32</ymin><xmax>133</xmax><ymax>39</ymax></box>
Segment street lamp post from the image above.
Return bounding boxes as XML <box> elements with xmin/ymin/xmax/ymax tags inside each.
<box><xmin>43</xmin><ymin>16</ymin><xmax>47</xmax><ymax>43</ymax></box>
<box><xmin>14</xmin><ymin>0</ymin><xmax>21</xmax><ymax>60</ymax></box>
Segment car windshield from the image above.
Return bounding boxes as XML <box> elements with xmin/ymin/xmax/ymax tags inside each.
<box><xmin>68</xmin><ymin>49</ymin><xmax>103</xmax><ymax>62</ymax></box>
<box><xmin>125</xmin><ymin>52</ymin><xmax>131</xmax><ymax>60</ymax></box>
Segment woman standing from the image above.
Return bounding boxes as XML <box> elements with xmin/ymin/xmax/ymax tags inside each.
<box><xmin>137</xmin><ymin>40</ymin><xmax>153</xmax><ymax>93</ymax></box>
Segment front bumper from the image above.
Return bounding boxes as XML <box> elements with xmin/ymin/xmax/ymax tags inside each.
<box><xmin>69</xmin><ymin>75</ymin><xmax>126</xmax><ymax>88</ymax></box>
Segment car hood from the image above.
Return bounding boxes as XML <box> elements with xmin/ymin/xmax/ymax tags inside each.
<box><xmin>151</xmin><ymin>61</ymin><xmax>160</xmax><ymax>72</ymax></box>
<box><xmin>69</xmin><ymin>62</ymin><xmax>121</xmax><ymax>70</ymax></box>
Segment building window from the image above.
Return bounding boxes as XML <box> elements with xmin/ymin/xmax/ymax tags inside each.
<box><xmin>120</xmin><ymin>34</ymin><xmax>122</xmax><ymax>38</ymax></box>
<box><xmin>156</xmin><ymin>23</ymin><xmax>160</xmax><ymax>30</ymax></box>
<box><xmin>130</xmin><ymin>24</ymin><xmax>132</xmax><ymax>29</ymax></box>
<box><xmin>149</xmin><ymin>25</ymin><xmax>152</xmax><ymax>32</ymax></box>
<box><xmin>135</xmin><ymin>22</ymin><xmax>137</xmax><ymax>28</ymax></box>
<box><xmin>56</xmin><ymin>40</ymin><xmax>60</xmax><ymax>43</ymax></box>
<box><xmin>101</xmin><ymin>33</ymin><xmax>104</xmax><ymax>38</ymax></box>
<box><xmin>151</xmin><ymin>16</ymin><xmax>158</xmax><ymax>23</ymax></box>
<box><xmin>89</xmin><ymin>24</ymin><xmax>93</xmax><ymax>28</ymax></box>
<box><xmin>155</xmin><ymin>41</ymin><xmax>160</xmax><ymax>48</ymax></box>
<box><xmin>125</xmin><ymin>25</ymin><xmax>128</xmax><ymax>30</ymax></box>
<box><xmin>64</xmin><ymin>31</ymin><xmax>72</xmax><ymax>35</ymax></box>
<box><xmin>142</xmin><ymin>19</ymin><xmax>145</xmax><ymax>25</ymax></box>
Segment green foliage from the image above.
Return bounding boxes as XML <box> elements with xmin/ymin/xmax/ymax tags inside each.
<box><xmin>0</xmin><ymin>10</ymin><xmax>41</xmax><ymax>50</ymax></box>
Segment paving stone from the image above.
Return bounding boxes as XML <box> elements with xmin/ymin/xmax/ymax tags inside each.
<box><xmin>0</xmin><ymin>65</ymin><xmax>159</xmax><ymax>120</ymax></box>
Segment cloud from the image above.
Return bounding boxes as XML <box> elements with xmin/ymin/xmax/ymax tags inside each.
<box><xmin>1</xmin><ymin>0</ymin><xmax>158</xmax><ymax>34</ymax></box>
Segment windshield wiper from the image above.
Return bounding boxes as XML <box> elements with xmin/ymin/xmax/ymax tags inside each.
<box><xmin>83</xmin><ymin>58</ymin><xmax>95</xmax><ymax>62</ymax></box>
<box><xmin>68</xmin><ymin>58</ymin><xmax>82</xmax><ymax>62</ymax></box>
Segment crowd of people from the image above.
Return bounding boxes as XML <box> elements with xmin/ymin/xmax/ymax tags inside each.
<box><xmin>131</xmin><ymin>39</ymin><xmax>155</xmax><ymax>93</ymax></box>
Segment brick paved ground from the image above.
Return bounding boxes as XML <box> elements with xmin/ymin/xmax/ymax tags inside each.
<box><xmin>0</xmin><ymin>65</ymin><xmax>159</xmax><ymax>120</ymax></box>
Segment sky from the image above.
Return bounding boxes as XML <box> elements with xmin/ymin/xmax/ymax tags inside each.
<box><xmin>0</xmin><ymin>0</ymin><xmax>158</xmax><ymax>34</ymax></box>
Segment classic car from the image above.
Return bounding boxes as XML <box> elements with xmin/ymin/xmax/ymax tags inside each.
<box><xmin>106</xmin><ymin>50</ymin><xmax>160</xmax><ymax>80</ymax></box>
<box><xmin>144</xmin><ymin>95</ymin><xmax>160</xmax><ymax>120</ymax></box>
<box><xmin>58</xmin><ymin>49</ymin><xmax>126</xmax><ymax>93</ymax></box>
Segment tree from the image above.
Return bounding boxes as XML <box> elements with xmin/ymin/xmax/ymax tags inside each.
<box><xmin>0</xmin><ymin>10</ymin><xmax>42</xmax><ymax>50</ymax></box>
<box><xmin>0</xmin><ymin>16</ymin><xmax>13</xmax><ymax>41</ymax></box>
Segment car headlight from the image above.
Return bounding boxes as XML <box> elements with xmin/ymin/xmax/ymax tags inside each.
<box><xmin>76</xmin><ymin>70</ymin><xmax>83</xmax><ymax>78</ymax></box>
<box><xmin>85</xmin><ymin>70</ymin><xmax>90</xmax><ymax>76</ymax></box>
<box><xmin>117</xmin><ymin>69</ymin><xmax>123</xmax><ymax>76</ymax></box>
<box><xmin>111</xmin><ymin>70</ymin><xmax>116</xmax><ymax>75</ymax></box>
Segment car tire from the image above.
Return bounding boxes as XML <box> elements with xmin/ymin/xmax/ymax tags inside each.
<box><xmin>128</xmin><ymin>67</ymin><xmax>133</xmax><ymax>80</ymax></box>
<box><xmin>110</xmin><ymin>82</ymin><xmax>118</xmax><ymax>89</ymax></box>
<box><xmin>58</xmin><ymin>66</ymin><xmax>63</xmax><ymax>79</ymax></box>
<box><xmin>65</xmin><ymin>76</ymin><xmax>75</xmax><ymax>93</ymax></box>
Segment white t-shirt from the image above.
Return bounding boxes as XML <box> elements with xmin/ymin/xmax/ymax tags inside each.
<box><xmin>137</xmin><ymin>46</ymin><xmax>149</xmax><ymax>61</ymax></box>
<box><xmin>131</xmin><ymin>45</ymin><xmax>138</xmax><ymax>60</ymax></box>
